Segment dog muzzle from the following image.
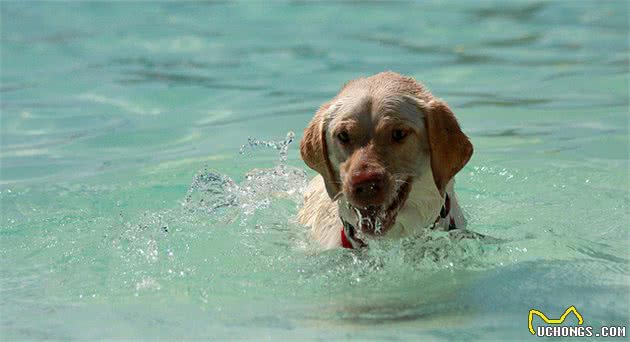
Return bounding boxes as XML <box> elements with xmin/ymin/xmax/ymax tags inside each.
<box><xmin>340</xmin><ymin>193</ymin><xmax>456</xmax><ymax>249</ymax></box>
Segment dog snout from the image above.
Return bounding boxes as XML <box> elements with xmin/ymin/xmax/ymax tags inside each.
<box><xmin>349</xmin><ymin>170</ymin><xmax>389</xmax><ymax>206</ymax></box>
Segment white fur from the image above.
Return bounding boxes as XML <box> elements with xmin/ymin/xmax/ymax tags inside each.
<box><xmin>298</xmin><ymin>175</ymin><xmax>342</xmax><ymax>249</ymax></box>
<box><xmin>298</xmin><ymin>170</ymin><xmax>466</xmax><ymax>250</ymax></box>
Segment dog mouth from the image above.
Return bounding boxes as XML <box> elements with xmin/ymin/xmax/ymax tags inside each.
<box><xmin>347</xmin><ymin>176</ymin><xmax>412</xmax><ymax>237</ymax></box>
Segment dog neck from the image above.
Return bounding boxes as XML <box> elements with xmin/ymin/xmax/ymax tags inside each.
<box><xmin>340</xmin><ymin>190</ymin><xmax>455</xmax><ymax>249</ymax></box>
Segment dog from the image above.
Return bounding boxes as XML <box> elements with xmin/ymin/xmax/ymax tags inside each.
<box><xmin>297</xmin><ymin>72</ymin><xmax>473</xmax><ymax>249</ymax></box>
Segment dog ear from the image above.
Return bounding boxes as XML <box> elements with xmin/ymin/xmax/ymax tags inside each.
<box><xmin>300</xmin><ymin>103</ymin><xmax>340</xmax><ymax>199</ymax></box>
<box><xmin>424</xmin><ymin>99</ymin><xmax>473</xmax><ymax>194</ymax></box>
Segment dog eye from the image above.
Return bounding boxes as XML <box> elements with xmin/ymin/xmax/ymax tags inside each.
<box><xmin>392</xmin><ymin>129</ymin><xmax>408</xmax><ymax>142</ymax></box>
<box><xmin>337</xmin><ymin>131</ymin><xmax>350</xmax><ymax>144</ymax></box>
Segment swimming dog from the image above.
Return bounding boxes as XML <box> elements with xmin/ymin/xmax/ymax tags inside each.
<box><xmin>298</xmin><ymin>72</ymin><xmax>473</xmax><ymax>249</ymax></box>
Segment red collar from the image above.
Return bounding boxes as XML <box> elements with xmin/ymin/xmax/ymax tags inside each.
<box><xmin>340</xmin><ymin>193</ymin><xmax>454</xmax><ymax>249</ymax></box>
<box><xmin>340</xmin><ymin>226</ymin><xmax>354</xmax><ymax>249</ymax></box>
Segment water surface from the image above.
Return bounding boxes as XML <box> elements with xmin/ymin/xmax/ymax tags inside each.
<box><xmin>1</xmin><ymin>1</ymin><xmax>628</xmax><ymax>340</ymax></box>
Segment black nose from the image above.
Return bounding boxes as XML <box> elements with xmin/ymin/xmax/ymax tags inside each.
<box><xmin>354</xmin><ymin>180</ymin><xmax>382</xmax><ymax>196</ymax></box>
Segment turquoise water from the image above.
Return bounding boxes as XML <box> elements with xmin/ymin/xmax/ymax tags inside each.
<box><xmin>1</xmin><ymin>1</ymin><xmax>628</xmax><ymax>340</ymax></box>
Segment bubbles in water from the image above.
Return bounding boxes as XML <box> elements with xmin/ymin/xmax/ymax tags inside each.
<box><xmin>135</xmin><ymin>276</ymin><xmax>161</xmax><ymax>294</ymax></box>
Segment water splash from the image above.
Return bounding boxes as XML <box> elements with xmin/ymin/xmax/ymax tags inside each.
<box><xmin>348</xmin><ymin>202</ymin><xmax>386</xmax><ymax>237</ymax></box>
<box><xmin>185</xmin><ymin>131</ymin><xmax>307</xmax><ymax>220</ymax></box>
<box><xmin>184</xmin><ymin>170</ymin><xmax>238</xmax><ymax>214</ymax></box>
<box><xmin>240</xmin><ymin>131</ymin><xmax>295</xmax><ymax>166</ymax></box>
<box><xmin>111</xmin><ymin>132</ymin><xmax>309</xmax><ymax>295</ymax></box>
<box><xmin>183</xmin><ymin>131</ymin><xmax>495</xmax><ymax>272</ymax></box>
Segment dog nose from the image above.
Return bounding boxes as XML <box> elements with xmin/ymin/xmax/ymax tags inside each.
<box><xmin>350</xmin><ymin>171</ymin><xmax>386</xmax><ymax>205</ymax></box>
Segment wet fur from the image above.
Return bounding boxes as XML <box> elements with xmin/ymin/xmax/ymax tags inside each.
<box><xmin>298</xmin><ymin>72</ymin><xmax>472</xmax><ymax>249</ymax></box>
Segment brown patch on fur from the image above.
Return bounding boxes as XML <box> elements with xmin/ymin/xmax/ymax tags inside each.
<box><xmin>424</xmin><ymin>100</ymin><xmax>474</xmax><ymax>194</ymax></box>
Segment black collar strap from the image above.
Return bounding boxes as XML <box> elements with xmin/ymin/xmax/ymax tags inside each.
<box><xmin>440</xmin><ymin>193</ymin><xmax>451</xmax><ymax>219</ymax></box>
<box><xmin>341</xmin><ymin>218</ymin><xmax>366</xmax><ymax>249</ymax></box>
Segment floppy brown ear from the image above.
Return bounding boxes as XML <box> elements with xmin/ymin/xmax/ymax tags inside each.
<box><xmin>424</xmin><ymin>99</ymin><xmax>473</xmax><ymax>194</ymax></box>
<box><xmin>300</xmin><ymin>102</ymin><xmax>340</xmax><ymax>199</ymax></box>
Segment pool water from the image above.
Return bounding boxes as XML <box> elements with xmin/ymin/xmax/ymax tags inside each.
<box><xmin>1</xmin><ymin>1</ymin><xmax>628</xmax><ymax>340</ymax></box>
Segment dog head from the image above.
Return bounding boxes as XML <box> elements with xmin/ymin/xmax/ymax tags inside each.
<box><xmin>300</xmin><ymin>72</ymin><xmax>472</xmax><ymax>237</ymax></box>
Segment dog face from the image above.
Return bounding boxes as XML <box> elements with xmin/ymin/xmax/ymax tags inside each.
<box><xmin>301</xmin><ymin>72</ymin><xmax>472</xmax><ymax>237</ymax></box>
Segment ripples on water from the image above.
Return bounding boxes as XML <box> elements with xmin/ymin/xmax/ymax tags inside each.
<box><xmin>37</xmin><ymin>133</ymin><xmax>499</xmax><ymax>308</ymax></box>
